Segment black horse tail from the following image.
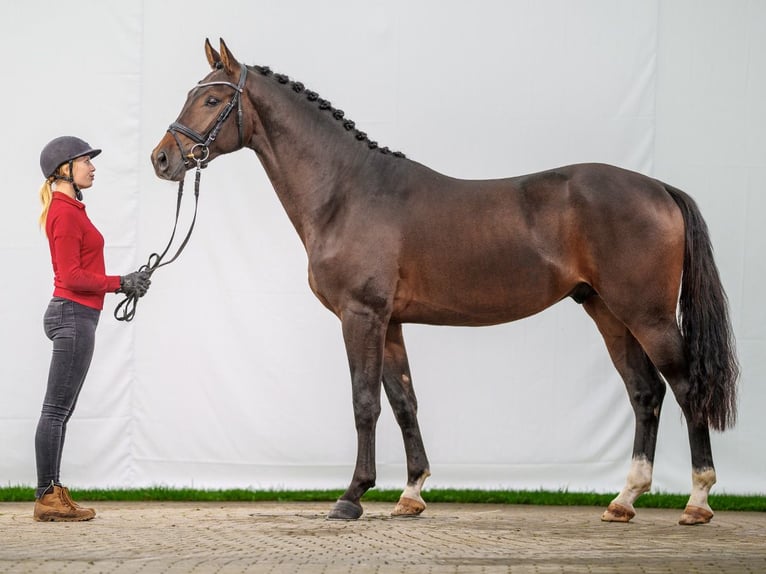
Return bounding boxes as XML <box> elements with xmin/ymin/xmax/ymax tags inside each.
<box><xmin>665</xmin><ymin>184</ymin><xmax>739</xmax><ymax>431</ymax></box>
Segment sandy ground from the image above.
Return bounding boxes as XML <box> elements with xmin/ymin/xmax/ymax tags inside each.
<box><xmin>1</xmin><ymin>501</ymin><xmax>764</xmax><ymax>573</ymax></box>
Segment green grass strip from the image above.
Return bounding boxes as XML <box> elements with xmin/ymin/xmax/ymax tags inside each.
<box><xmin>1</xmin><ymin>486</ymin><xmax>763</xmax><ymax>511</ymax></box>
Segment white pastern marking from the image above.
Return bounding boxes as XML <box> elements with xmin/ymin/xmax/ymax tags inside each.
<box><xmin>401</xmin><ymin>470</ymin><xmax>431</xmax><ymax>503</ymax></box>
<box><xmin>612</xmin><ymin>457</ymin><xmax>653</xmax><ymax>509</ymax></box>
<box><xmin>687</xmin><ymin>467</ymin><xmax>716</xmax><ymax>510</ymax></box>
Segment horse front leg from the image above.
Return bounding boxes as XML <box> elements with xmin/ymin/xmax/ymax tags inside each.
<box><xmin>327</xmin><ymin>304</ymin><xmax>388</xmax><ymax>520</ymax></box>
<box><xmin>381</xmin><ymin>323</ymin><xmax>431</xmax><ymax>517</ymax></box>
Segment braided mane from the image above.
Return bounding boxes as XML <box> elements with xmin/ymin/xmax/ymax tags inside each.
<box><xmin>250</xmin><ymin>64</ymin><xmax>406</xmax><ymax>159</ymax></box>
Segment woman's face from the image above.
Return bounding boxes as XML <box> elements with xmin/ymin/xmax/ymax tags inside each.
<box><xmin>70</xmin><ymin>155</ymin><xmax>96</xmax><ymax>189</ymax></box>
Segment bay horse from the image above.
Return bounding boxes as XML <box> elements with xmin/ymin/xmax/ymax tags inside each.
<box><xmin>151</xmin><ymin>39</ymin><xmax>738</xmax><ymax>525</ymax></box>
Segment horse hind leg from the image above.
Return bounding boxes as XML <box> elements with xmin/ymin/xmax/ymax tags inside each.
<box><xmin>582</xmin><ymin>296</ymin><xmax>666</xmax><ymax>523</ymax></box>
<box><xmin>381</xmin><ymin>323</ymin><xmax>431</xmax><ymax>517</ymax></box>
<box><xmin>630</xmin><ymin>321</ymin><xmax>717</xmax><ymax>525</ymax></box>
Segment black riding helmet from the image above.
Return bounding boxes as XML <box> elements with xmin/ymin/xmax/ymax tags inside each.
<box><xmin>40</xmin><ymin>136</ymin><xmax>101</xmax><ymax>178</ymax></box>
<box><xmin>40</xmin><ymin>136</ymin><xmax>101</xmax><ymax>201</ymax></box>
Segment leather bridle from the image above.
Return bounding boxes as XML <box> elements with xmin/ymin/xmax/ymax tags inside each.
<box><xmin>167</xmin><ymin>64</ymin><xmax>248</xmax><ymax>168</ymax></box>
<box><xmin>114</xmin><ymin>64</ymin><xmax>249</xmax><ymax>322</ymax></box>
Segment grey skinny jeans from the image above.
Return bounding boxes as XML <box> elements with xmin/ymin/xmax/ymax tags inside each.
<box><xmin>35</xmin><ymin>297</ymin><xmax>100</xmax><ymax>498</ymax></box>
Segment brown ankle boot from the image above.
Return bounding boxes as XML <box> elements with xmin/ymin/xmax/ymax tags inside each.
<box><xmin>60</xmin><ymin>486</ymin><xmax>96</xmax><ymax>514</ymax></box>
<box><xmin>34</xmin><ymin>485</ymin><xmax>96</xmax><ymax>522</ymax></box>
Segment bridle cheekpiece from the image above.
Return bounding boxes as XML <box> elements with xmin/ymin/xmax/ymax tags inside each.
<box><xmin>167</xmin><ymin>64</ymin><xmax>248</xmax><ymax>168</ymax></box>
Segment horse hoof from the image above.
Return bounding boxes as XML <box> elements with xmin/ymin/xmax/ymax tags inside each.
<box><xmin>327</xmin><ymin>499</ymin><xmax>363</xmax><ymax>520</ymax></box>
<box><xmin>391</xmin><ymin>496</ymin><xmax>426</xmax><ymax>517</ymax></box>
<box><xmin>678</xmin><ymin>505</ymin><xmax>713</xmax><ymax>525</ymax></box>
<box><xmin>601</xmin><ymin>502</ymin><xmax>635</xmax><ymax>523</ymax></box>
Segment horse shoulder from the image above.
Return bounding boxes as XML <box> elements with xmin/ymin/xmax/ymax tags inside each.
<box><xmin>306</xmin><ymin>215</ymin><xmax>402</xmax><ymax>319</ymax></box>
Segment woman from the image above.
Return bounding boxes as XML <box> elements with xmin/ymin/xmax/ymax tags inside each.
<box><xmin>34</xmin><ymin>136</ymin><xmax>150</xmax><ymax>522</ymax></box>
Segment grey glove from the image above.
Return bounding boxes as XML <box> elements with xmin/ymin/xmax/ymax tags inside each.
<box><xmin>119</xmin><ymin>270</ymin><xmax>151</xmax><ymax>297</ymax></box>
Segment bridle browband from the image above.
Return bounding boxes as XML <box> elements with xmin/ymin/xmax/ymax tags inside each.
<box><xmin>167</xmin><ymin>64</ymin><xmax>248</xmax><ymax>167</ymax></box>
<box><xmin>114</xmin><ymin>64</ymin><xmax>249</xmax><ymax>322</ymax></box>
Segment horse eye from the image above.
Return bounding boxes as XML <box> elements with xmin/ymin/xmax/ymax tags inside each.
<box><xmin>205</xmin><ymin>96</ymin><xmax>220</xmax><ymax>107</ymax></box>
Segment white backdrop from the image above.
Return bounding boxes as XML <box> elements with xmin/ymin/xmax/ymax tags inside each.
<box><xmin>1</xmin><ymin>1</ymin><xmax>764</xmax><ymax>495</ymax></box>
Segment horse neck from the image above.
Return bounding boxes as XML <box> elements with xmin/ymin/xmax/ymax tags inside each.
<box><xmin>245</xmin><ymin>75</ymin><xmax>375</xmax><ymax>248</ymax></box>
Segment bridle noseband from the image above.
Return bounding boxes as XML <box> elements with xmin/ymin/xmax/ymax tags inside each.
<box><xmin>167</xmin><ymin>64</ymin><xmax>248</xmax><ymax>167</ymax></box>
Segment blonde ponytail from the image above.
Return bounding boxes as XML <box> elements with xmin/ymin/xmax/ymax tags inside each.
<box><xmin>39</xmin><ymin>177</ymin><xmax>54</xmax><ymax>231</ymax></box>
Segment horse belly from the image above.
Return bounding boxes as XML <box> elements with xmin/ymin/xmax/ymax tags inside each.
<box><xmin>392</xmin><ymin>299</ymin><xmax>550</xmax><ymax>327</ymax></box>
<box><xmin>392</xmin><ymin>256</ymin><xmax>571</xmax><ymax>327</ymax></box>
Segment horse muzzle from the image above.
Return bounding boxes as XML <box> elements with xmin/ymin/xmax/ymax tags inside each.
<box><xmin>151</xmin><ymin>135</ymin><xmax>186</xmax><ymax>182</ymax></box>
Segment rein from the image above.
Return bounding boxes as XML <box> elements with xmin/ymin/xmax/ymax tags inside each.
<box><xmin>113</xmin><ymin>162</ymin><xmax>202</xmax><ymax>322</ymax></box>
<box><xmin>114</xmin><ymin>65</ymin><xmax>248</xmax><ymax>322</ymax></box>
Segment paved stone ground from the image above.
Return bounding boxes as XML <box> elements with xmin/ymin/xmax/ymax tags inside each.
<box><xmin>0</xmin><ymin>501</ymin><xmax>764</xmax><ymax>573</ymax></box>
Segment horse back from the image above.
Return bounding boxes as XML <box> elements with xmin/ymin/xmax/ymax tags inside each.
<box><xmin>385</xmin><ymin>162</ymin><xmax>684</xmax><ymax>325</ymax></box>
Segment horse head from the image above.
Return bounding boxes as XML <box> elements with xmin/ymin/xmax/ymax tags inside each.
<box><xmin>151</xmin><ymin>38</ymin><xmax>251</xmax><ymax>181</ymax></box>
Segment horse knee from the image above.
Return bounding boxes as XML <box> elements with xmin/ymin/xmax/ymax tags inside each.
<box><xmin>353</xmin><ymin>405</ymin><xmax>381</xmax><ymax>431</ymax></box>
<box><xmin>389</xmin><ymin>395</ymin><xmax>418</xmax><ymax>425</ymax></box>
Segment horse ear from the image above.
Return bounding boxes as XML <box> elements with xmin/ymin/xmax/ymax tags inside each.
<box><xmin>205</xmin><ymin>38</ymin><xmax>221</xmax><ymax>69</ymax></box>
<box><xmin>219</xmin><ymin>38</ymin><xmax>240</xmax><ymax>76</ymax></box>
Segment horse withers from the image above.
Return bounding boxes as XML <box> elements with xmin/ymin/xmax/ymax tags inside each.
<box><xmin>151</xmin><ymin>39</ymin><xmax>738</xmax><ymax>525</ymax></box>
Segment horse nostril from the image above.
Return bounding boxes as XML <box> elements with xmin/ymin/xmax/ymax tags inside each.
<box><xmin>154</xmin><ymin>150</ymin><xmax>168</xmax><ymax>172</ymax></box>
